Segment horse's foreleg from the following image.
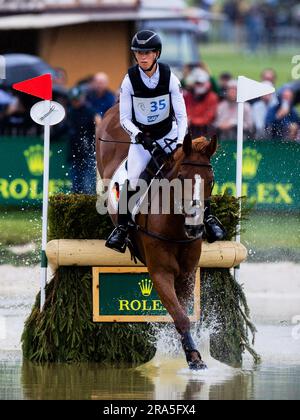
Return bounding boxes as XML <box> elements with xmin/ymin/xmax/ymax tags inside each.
<box><xmin>175</xmin><ymin>272</ymin><xmax>207</xmax><ymax>370</ymax></box>
<box><xmin>149</xmin><ymin>270</ymin><xmax>191</xmax><ymax>334</ymax></box>
<box><xmin>149</xmin><ymin>269</ymin><xmax>207</xmax><ymax>370</ymax></box>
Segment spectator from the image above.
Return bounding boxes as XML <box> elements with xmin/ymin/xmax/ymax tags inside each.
<box><xmin>252</xmin><ymin>81</ymin><xmax>278</xmax><ymax>139</ymax></box>
<box><xmin>218</xmin><ymin>72</ymin><xmax>233</xmax><ymax>101</ymax></box>
<box><xmin>67</xmin><ymin>86</ymin><xmax>97</xmax><ymax>194</ymax></box>
<box><xmin>214</xmin><ymin>79</ymin><xmax>253</xmax><ymax>141</ymax></box>
<box><xmin>0</xmin><ymin>88</ymin><xmax>14</xmax><ymax>131</ymax></box>
<box><xmin>199</xmin><ymin>0</ymin><xmax>215</xmax><ymax>12</ymax></box>
<box><xmin>53</xmin><ymin>67</ymin><xmax>68</xmax><ymax>87</ymax></box>
<box><xmin>1</xmin><ymin>92</ymin><xmax>40</xmax><ymax>136</ymax></box>
<box><xmin>181</xmin><ymin>63</ymin><xmax>195</xmax><ymax>90</ymax></box>
<box><xmin>262</xmin><ymin>3</ymin><xmax>277</xmax><ymax>52</ymax></box>
<box><xmin>184</xmin><ymin>68</ymin><xmax>219</xmax><ymax>138</ymax></box>
<box><xmin>261</xmin><ymin>68</ymin><xmax>277</xmax><ymax>87</ymax></box>
<box><xmin>222</xmin><ymin>0</ymin><xmax>242</xmax><ymax>44</ymax></box>
<box><xmin>184</xmin><ymin>62</ymin><xmax>219</xmax><ymax>96</ymax></box>
<box><xmin>288</xmin><ymin>123</ymin><xmax>300</xmax><ymax>143</ymax></box>
<box><xmin>245</xmin><ymin>6</ymin><xmax>265</xmax><ymax>54</ymax></box>
<box><xmin>265</xmin><ymin>88</ymin><xmax>300</xmax><ymax>141</ymax></box>
<box><xmin>86</xmin><ymin>72</ymin><xmax>116</xmax><ymax>117</ymax></box>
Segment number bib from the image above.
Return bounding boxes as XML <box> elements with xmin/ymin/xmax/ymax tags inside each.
<box><xmin>132</xmin><ymin>94</ymin><xmax>171</xmax><ymax>126</ymax></box>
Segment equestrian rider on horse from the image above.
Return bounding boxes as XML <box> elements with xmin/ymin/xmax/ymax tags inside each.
<box><xmin>105</xmin><ymin>30</ymin><xmax>225</xmax><ymax>253</ymax></box>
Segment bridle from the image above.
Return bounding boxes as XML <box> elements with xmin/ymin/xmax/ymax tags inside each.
<box><xmin>180</xmin><ymin>160</ymin><xmax>215</xmax><ymax>195</ymax></box>
<box><xmin>180</xmin><ymin>161</ymin><xmax>212</xmax><ymax>169</ymax></box>
<box><xmin>133</xmin><ymin>160</ymin><xmax>214</xmax><ymax>244</ymax></box>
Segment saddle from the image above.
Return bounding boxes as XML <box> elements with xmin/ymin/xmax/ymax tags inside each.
<box><xmin>126</xmin><ymin>150</ymin><xmax>172</xmax><ymax>265</ymax></box>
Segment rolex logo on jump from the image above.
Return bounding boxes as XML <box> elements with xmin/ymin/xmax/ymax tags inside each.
<box><xmin>139</xmin><ymin>278</ymin><xmax>153</xmax><ymax>297</ymax></box>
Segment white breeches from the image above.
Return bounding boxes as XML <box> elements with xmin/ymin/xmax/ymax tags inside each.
<box><xmin>127</xmin><ymin>125</ymin><xmax>177</xmax><ymax>190</ymax></box>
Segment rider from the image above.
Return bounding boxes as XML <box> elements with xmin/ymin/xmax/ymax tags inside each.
<box><xmin>105</xmin><ymin>30</ymin><xmax>225</xmax><ymax>252</ymax></box>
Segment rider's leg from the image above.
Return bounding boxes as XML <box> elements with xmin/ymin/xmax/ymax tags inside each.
<box><xmin>204</xmin><ymin>199</ymin><xmax>227</xmax><ymax>243</ymax></box>
<box><xmin>105</xmin><ymin>180</ymin><xmax>136</xmax><ymax>253</ymax></box>
<box><xmin>128</xmin><ymin>143</ymin><xmax>152</xmax><ymax>190</ymax></box>
<box><xmin>105</xmin><ymin>144</ymin><xmax>151</xmax><ymax>253</ymax></box>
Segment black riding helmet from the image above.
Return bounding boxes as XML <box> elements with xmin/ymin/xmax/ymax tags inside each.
<box><xmin>131</xmin><ymin>30</ymin><xmax>162</xmax><ymax>58</ymax></box>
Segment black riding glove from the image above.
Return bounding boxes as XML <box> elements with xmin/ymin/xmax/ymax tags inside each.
<box><xmin>135</xmin><ymin>132</ymin><xmax>154</xmax><ymax>152</ymax></box>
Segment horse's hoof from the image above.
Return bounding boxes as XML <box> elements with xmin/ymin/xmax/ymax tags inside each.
<box><xmin>188</xmin><ymin>360</ymin><xmax>208</xmax><ymax>371</ymax></box>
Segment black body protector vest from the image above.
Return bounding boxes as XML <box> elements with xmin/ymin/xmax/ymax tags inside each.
<box><xmin>128</xmin><ymin>63</ymin><xmax>175</xmax><ymax>140</ymax></box>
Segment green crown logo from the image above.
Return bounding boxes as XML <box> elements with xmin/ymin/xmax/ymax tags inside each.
<box><xmin>24</xmin><ymin>145</ymin><xmax>52</xmax><ymax>177</ymax></box>
<box><xmin>234</xmin><ymin>147</ymin><xmax>262</xmax><ymax>180</ymax></box>
<box><xmin>139</xmin><ymin>278</ymin><xmax>153</xmax><ymax>297</ymax></box>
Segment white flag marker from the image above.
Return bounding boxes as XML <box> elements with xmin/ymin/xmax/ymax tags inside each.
<box><xmin>13</xmin><ymin>75</ymin><xmax>67</xmax><ymax>311</ymax></box>
<box><xmin>235</xmin><ymin>77</ymin><xmax>275</xmax><ymax>281</ymax></box>
<box><xmin>30</xmin><ymin>100</ymin><xmax>65</xmax><ymax>310</ymax></box>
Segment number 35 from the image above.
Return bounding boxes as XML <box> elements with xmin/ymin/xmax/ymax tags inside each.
<box><xmin>150</xmin><ymin>99</ymin><xmax>166</xmax><ymax>112</ymax></box>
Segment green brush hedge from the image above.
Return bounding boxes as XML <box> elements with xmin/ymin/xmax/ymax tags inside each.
<box><xmin>22</xmin><ymin>193</ymin><xmax>259</xmax><ymax>367</ymax></box>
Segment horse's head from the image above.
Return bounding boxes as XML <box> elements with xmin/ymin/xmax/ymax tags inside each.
<box><xmin>173</xmin><ymin>133</ymin><xmax>217</xmax><ymax>238</ymax></box>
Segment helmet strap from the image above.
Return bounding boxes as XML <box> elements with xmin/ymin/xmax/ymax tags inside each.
<box><xmin>143</xmin><ymin>57</ymin><xmax>158</xmax><ymax>73</ymax></box>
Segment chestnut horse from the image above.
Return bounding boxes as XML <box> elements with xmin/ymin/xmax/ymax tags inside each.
<box><xmin>96</xmin><ymin>104</ymin><xmax>217</xmax><ymax>370</ymax></box>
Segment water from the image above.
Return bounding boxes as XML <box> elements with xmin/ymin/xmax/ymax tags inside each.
<box><xmin>0</xmin><ymin>264</ymin><xmax>300</xmax><ymax>400</ymax></box>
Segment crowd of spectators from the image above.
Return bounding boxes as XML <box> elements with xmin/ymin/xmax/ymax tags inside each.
<box><xmin>181</xmin><ymin>64</ymin><xmax>300</xmax><ymax>143</ymax></box>
<box><xmin>1</xmin><ymin>61</ymin><xmax>300</xmax><ymax>195</ymax></box>
<box><xmin>0</xmin><ymin>71</ymin><xmax>116</xmax><ymax>194</ymax></box>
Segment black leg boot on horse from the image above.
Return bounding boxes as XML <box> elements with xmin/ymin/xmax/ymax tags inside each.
<box><xmin>181</xmin><ymin>331</ymin><xmax>208</xmax><ymax>371</ymax></box>
<box><xmin>105</xmin><ymin>180</ymin><xmax>136</xmax><ymax>253</ymax></box>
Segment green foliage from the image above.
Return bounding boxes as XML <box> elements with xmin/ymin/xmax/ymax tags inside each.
<box><xmin>211</xmin><ymin>192</ymin><xmax>251</xmax><ymax>240</ymax></box>
<box><xmin>22</xmin><ymin>193</ymin><xmax>258</xmax><ymax>367</ymax></box>
<box><xmin>48</xmin><ymin>194</ymin><xmax>113</xmax><ymax>240</ymax></box>
<box><xmin>22</xmin><ymin>267</ymin><xmax>156</xmax><ymax>365</ymax></box>
<box><xmin>201</xmin><ymin>268</ymin><xmax>260</xmax><ymax>367</ymax></box>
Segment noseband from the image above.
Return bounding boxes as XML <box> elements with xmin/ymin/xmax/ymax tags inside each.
<box><xmin>180</xmin><ymin>161</ymin><xmax>212</xmax><ymax>169</ymax></box>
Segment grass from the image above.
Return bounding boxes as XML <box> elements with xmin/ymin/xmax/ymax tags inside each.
<box><xmin>200</xmin><ymin>43</ymin><xmax>297</xmax><ymax>87</ymax></box>
<box><xmin>0</xmin><ymin>209</ymin><xmax>42</xmax><ymax>246</ymax></box>
<box><xmin>0</xmin><ymin>209</ymin><xmax>41</xmax><ymax>265</ymax></box>
<box><xmin>242</xmin><ymin>211</ymin><xmax>300</xmax><ymax>262</ymax></box>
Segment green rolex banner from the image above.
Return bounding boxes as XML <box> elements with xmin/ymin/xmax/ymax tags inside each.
<box><xmin>0</xmin><ymin>137</ymin><xmax>299</xmax><ymax>211</ymax></box>
<box><xmin>0</xmin><ymin>136</ymin><xmax>72</xmax><ymax>205</ymax></box>
<box><xmin>212</xmin><ymin>140</ymin><xmax>300</xmax><ymax>211</ymax></box>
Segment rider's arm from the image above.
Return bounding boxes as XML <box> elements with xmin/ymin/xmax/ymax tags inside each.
<box><xmin>119</xmin><ymin>75</ymin><xmax>141</xmax><ymax>142</ymax></box>
<box><xmin>170</xmin><ymin>73</ymin><xmax>188</xmax><ymax>145</ymax></box>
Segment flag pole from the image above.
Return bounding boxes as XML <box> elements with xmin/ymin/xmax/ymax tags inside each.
<box><xmin>40</xmin><ymin>100</ymin><xmax>51</xmax><ymax>311</ymax></box>
<box><xmin>234</xmin><ymin>76</ymin><xmax>275</xmax><ymax>281</ymax></box>
<box><xmin>234</xmin><ymin>101</ymin><xmax>244</xmax><ymax>282</ymax></box>
<box><xmin>13</xmin><ymin>74</ymin><xmax>66</xmax><ymax>312</ymax></box>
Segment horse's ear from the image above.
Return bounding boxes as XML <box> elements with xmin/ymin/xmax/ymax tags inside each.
<box><xmin>206</xmin><ymin>134</ymin><xmax>218</xmax><ymax>157</ymax></box>
<box><xmin>183</xmin><ymin>131</ymin><xmax>192</xmax><ymax>156</ymax></box>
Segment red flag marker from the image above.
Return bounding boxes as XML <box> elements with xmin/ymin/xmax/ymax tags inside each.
<box><xmin>13</xmin><ymin>74</ymin><xmax>52</xmax><ymax>100</ymax></box>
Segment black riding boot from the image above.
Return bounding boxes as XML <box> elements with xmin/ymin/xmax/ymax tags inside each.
<box><xmin>105</xmin><ymin>181</ymin><xmax>136</xmax><ymax>253</ymax></box>
<box><xmin>204</xmin><ymin>199</ymin><xmax>226</xmax><ymax>243</ymax></box>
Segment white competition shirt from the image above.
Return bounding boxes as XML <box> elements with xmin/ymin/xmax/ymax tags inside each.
<box><xmin>119</xmin><ymin>65</ymin><xmax>188</xmax><ymax>144</ymax></box>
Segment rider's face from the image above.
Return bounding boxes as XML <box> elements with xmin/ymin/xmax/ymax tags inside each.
<box><xmin>134</xmin><ymin>50</ymin><xmax>158</xmax><ymax>71</ymax></box>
